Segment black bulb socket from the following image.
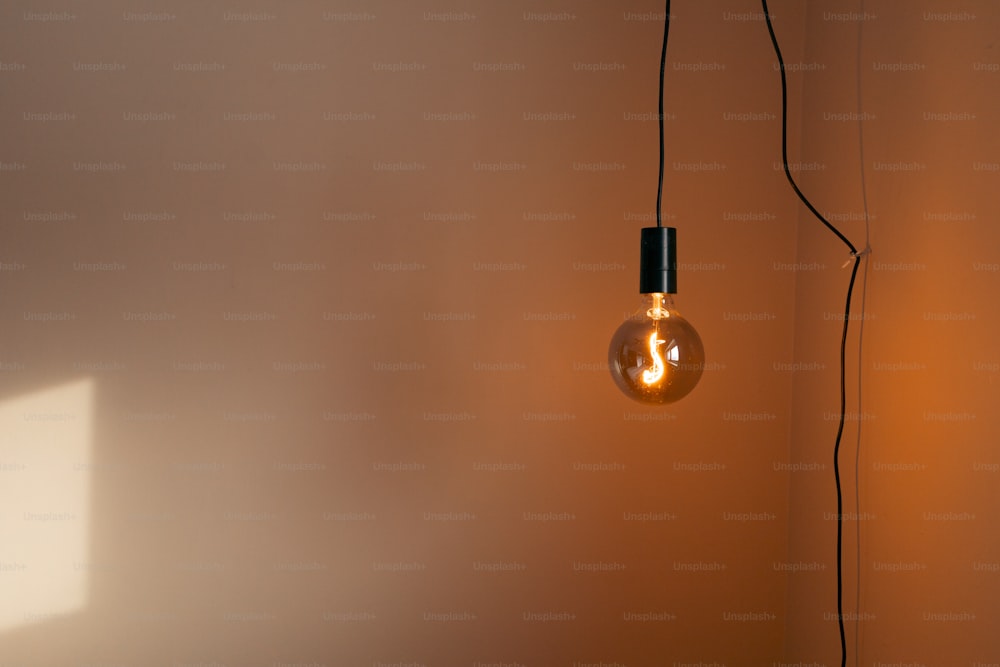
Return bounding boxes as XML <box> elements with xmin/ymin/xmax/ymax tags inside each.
<box><xmin>639</xmin><ymin>226</ymin><xmax>677</xmax><ymax>294</ymax></box>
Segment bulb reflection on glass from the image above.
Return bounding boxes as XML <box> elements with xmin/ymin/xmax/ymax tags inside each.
<box><xmin>608</xmin><ymin>293</ymin><xmax>704</xmax><ymax>404</ymax></box>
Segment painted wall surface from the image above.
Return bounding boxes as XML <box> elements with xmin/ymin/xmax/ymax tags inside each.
<box><xmin>784</xmin><ymin>0</ymin><xmax>1000</xmax><ymax>665</ymax></box>
<box><xmin>4</xmin><ymin>0</ymin><xmax>995</xmax><ymax>665</ymax></box>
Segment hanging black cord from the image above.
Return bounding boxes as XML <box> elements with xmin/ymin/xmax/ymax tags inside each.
<box><xmin>834</xmin><ymin>257</ymin><xmax>861</xmax><ymax>667</ymax></box>
<box><xmin>761</xmin><ymin>2</ymin><xmax>864</xmax><ymax>666</ymax></box>
<box><xmin>762</xmin><ymin>3</ymin><xmax>857</xmax><ymax>257</ymax></box>
<box><xmin>656</xmin><ymin>0</ymin><xmax>670</xmax><ymax>228</ymax></box>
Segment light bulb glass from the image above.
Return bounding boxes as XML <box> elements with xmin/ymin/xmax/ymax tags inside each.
<box><xmin>608</xmin><ymin>293</ymin><xmax>704</xmax><ymax>404</ymax></box>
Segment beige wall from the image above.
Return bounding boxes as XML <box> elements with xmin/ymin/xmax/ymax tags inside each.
<box><xmin>1</xmin><ymin>0</ymin><xmax>994</xmax><ymax>665</ymax></box>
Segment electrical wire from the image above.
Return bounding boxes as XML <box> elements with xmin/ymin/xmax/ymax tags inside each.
<box><xmin>852</xmin><ymin>0</ymin><xmax>873</xmax><ymax>663</ymax></box>
<box><xmin>762</xmin><ymin>5</ymin><xmax>856</xmax><ymax>257</ymax></box>
<box><xmin>835</xmin><ymin>256</ymin><xmax>861</xmax><ymax>667</ymax></box>
<box><xmin>656</xmin><ymin>0</ymin><xmax>671</xmax><ymax>228</ymax></box>
<box><xmin>761</xmin><ymin>2</ymin><xmax>868</xmax><ymax>666</ymax></box>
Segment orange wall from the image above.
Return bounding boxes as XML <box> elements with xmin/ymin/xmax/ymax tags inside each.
<box><xmin>785</xmin><ymin>0</ymin><xmax>1000</xmax><ymax>664</ymax></box>
<box><xmin>6</xmin><ymin>0</ymin><xmax>993</xmax><ymax>665</ymax></box>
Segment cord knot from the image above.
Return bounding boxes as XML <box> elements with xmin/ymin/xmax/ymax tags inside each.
<box><xmin>841</xmin><ymin>245</ymin><xmax>871</xmax><ymax>268</ymax></box>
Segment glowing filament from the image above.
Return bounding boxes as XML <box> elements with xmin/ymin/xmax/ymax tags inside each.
<box><xmin>641</xmin><ymin>331</ymin><xmax>667</xmax><ymax>385</ymax></box>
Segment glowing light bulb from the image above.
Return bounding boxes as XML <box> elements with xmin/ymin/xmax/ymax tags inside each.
<box><xmin>608</xmin><ymin>228</ymin><xmax>705</xmax><ymax>404</ymax></box>
<box><xmin>609</xmin><ymin>292</ymin><xmax>704</xmax><ymax>404</ymax></box>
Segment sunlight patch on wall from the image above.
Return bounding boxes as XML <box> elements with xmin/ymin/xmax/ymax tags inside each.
<box><xmin>0</xmin><ymin>378</ymin><xmax>94</xmax><ymax>632</ymax></box>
